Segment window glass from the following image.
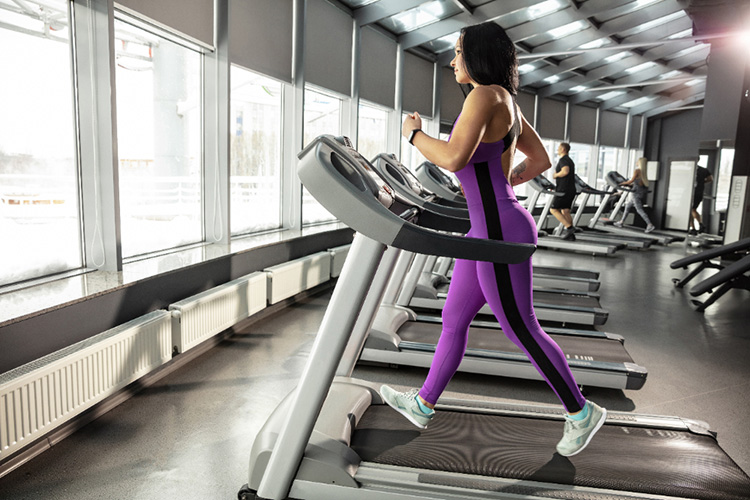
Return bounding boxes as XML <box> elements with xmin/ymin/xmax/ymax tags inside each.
<box><xmin>115</xmin><ymin>19</ymin><xmax>203</xmax><ymax>258</ymax></box>
<box><xmin>230</xmin><ymin>66</ymin><xmax>282</xmax><ymax>235</ymax></box>
<box><xmin>597</xmin><ymin>146</ymin><xmax>629</xmax><ymax>190</ymax></box>
<box><xmin>715</xmin><ymin>148</ymin><xmax>734</xmax><ymax>212</ymax></box>
<box><xmin>0</xmin><ymin>0</ymin><xmax>81</xmax><ymax>287</ymax></box>
<box><xmin>400</xmin><ymin>113</ymin><xmax>433</xmax><ymax>171</ymax></box>
<box><xmin>568</xmin><ymin>142</ymin><xmax>594</xmax><ymax>204</ymax></box>
<box><xmin>357</xmin><ymin>101</ymin><xmax>389</xmax><ymax>163</ymax></box>
<box><xmin>302</xmin><ymin>88</ymin><xmax>340</xmax><ymax>225</ymax></box>
<box><xmin>568</xmin><ymin>143</ymin><xmax>591</xmax><ymax>180</ymax></box>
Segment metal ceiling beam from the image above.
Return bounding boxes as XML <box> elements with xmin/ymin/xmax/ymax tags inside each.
<box><xmin>574</xmin><ymin>0</ymin><xmax>647</xmax><ymax>19</ymax></box>
<box><xmin>640</xmin><ymin>92</ymin><xmax>705</xmax><ymax>117</ymax></box>
<box><xmin>521</xmin><ymin>7</ymin><xmax>693</xmax><ymax>91</ymax></box>
<box><xmin>353</xmin><ymin>0</ymin><xmax>424</xmax><ymax>27</ymax></box>
<box><xmin>531</xmin><ymin>0</ymin><xmax>684</xmax><ymax>58</ymax></box>
<box><xmin>506</xmin><ymin>7</ymin><xmax>583</xmax><ymax>44</ymax></box>
<box><xmin>398</xmin><ymin>0</ymin><xmax>544</xmax><ymax>49</ymax></box>
<box><xmin>548</xmin><ymin>37</ymin><xmax>708</xmax><ymax>103</ymax></box>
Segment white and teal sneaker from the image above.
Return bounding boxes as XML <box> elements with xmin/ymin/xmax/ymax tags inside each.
<box><xmin>379</xmin><ymin>386</ymin><xmax>434</xmax><ymax>429</ymax></box>
<box><xmin>556</xmin><ymin>401</ymin><xmax>607</xmax><ymax>457</ymax></box>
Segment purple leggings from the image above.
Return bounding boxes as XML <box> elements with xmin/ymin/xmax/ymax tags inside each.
<box><xmin>418</xmin><ymin>180</ymin><xmax>586</xmax><ymax>413</ymax></box>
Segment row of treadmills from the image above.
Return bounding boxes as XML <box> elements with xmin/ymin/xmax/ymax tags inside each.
<box><xmin>238</xmin><ymin>136</ymin><xmax>750</xmax><ymax>500</ymax></box>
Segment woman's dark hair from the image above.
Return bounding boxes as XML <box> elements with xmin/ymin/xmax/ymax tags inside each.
<box><xmin>459</xmin><ymin>22</ymin><xmax>518</xmax><ymax>96</ymax></box>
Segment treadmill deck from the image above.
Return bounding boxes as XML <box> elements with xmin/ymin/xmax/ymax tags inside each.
<box><xmin>351</xmin><ymin>405</ymin><xmax>750</xmax><ymax>500</ymax></box>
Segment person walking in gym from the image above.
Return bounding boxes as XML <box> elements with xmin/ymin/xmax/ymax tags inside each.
<box><xmin>380</xmin><ymin>22</ymin><xmax>607</xmax><ymax>457</ymax></box>
<box><xmin>689</xmin><ymin>165</ymin><xmax>713</xmax><ymax>234</ymax></box>
<box><xmin>614</xmin><ymin>157</ymin><xmax>655</xmax><ymax>233</ymax></box>
<box><xmin>550</xmin><ymin>143</ymin><xmax>577</xmax><ymax>240</ymax></box>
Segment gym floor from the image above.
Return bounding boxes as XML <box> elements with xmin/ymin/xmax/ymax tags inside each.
<box><xmin>1</xmin><ymin>239</ymin><xmax>748</xmax><ymax>499</ymax></box>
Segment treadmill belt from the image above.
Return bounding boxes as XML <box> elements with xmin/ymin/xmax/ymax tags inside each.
<box><xmin>351</xmin><ymin>406</ymin><xmax>750</xmax><ymax>500</ymax></box>
<box><xmin>399</xmin><ymin>321</ymin><xmax>632</xmax><ymax>364</ymax></box>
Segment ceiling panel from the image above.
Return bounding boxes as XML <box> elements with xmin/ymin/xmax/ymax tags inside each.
<box><xmin>341</xmin><ymin>0</ymin><xmax>747</xmax><ymax>117</ymax></box>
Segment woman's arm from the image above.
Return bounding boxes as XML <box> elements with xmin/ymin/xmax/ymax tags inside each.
<box><xmin>405</xmin><ymin>86</ymin><xmax>501</xmax><ymax>172</ymax></box>
<box><xmin>509</xmin><ymin>114</ymin><xmax>551</xmax><ymax>186</ymax></box>
<box><xmin>620</xmin><ymin>168</ymin><xmax>640</xmax><ymax>186</ymax></box>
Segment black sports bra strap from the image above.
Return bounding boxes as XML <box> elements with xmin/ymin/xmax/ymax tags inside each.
<box><xmin>501</xmin><ymin>93</ymin><xmax>520</xmax><ymax>153</ymax></box>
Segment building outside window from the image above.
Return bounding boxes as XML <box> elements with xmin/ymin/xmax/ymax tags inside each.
<box><xmin>115</xmin><ymin>19</ymin><xmax>203</xmax><ymax>258</ymax></box>
<box><xmin>357</xmin><ymin>101</ymin><xmax>389</xmax><ymax>163</ymax></box>
<box><xmin>230</xmin><ymin>66</ymin><xmax>283</xmax><ymax>235</ymax></box>
<box><xmin>302</xmin><ymin>88</ymin><xmax>341</xmax><ymax>225</ymax></box>
<box><xmin>399</xmin><ymin>113</ymin><xmax>433</xmax><ymax>171</ymax></box>
<box><xmin>0</xmin><ymin>0</ymin><xmax>81</xmax><ymax>287</ymax></box>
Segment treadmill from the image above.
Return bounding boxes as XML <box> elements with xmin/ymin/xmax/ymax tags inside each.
<box><xmin>527</xmin><ymin>175</ymin><xmax>626</xmax><ymax>255</ymax></box>
<box><xmin>361</xmin><ymin>154</ymin><xmax>643</xmax><ymax>389</ymax></box>
<box><xmin>546</xmin><ymin>175</ymin><xmax>658</xmax><ymax>250</ymax></box>
<box><xmin>414</xmin><ymin>160</ymin><xmax>467</xmax><ymax>207</ymax></box>
<box><xmin>372</xmin><ymin>154</ymin><xmax>608</xmax><ymax>327</ymax></box>
<box><xmin>240</xmin><ymin>135</ymin><xmax>750</xmax><ymax>500</ymax></box>
<box><xmin>589</xmin><ymin>171</ymin><xmax>683</xmax><ymax>245</ymax></box>
<box><xmin>417</xmin><ymin>160</ymin><xmax>604</xmax><ymax>290</ymax></box>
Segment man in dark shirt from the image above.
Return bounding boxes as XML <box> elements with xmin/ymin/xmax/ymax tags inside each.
<box><xmin>690</xmin><ymin>165</ymin><xmax>713</xmax><ymax>234</ymax></box>
<box><xmin>550</xmin><ymin>142</ymin><xmax>576</xmax><ymax>240</ymax></box>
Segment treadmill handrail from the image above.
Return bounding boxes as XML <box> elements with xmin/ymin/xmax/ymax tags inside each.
<box><xmin>528</xmin><ymin>174</ymin><xmax>565</xmax><ymax>196</ymax></box>
<box><xmin>372</xmin><ymin>153</ymin><xmax>470</xmax><ymax>219</ymax></box>
<box><xmin>574</xmin><ymin>174</ymin><xmax>610</xmax><ymax>195</ymax></box>
<box><xmin>298</xmin><ymin>135</ymin><xmax>535</xmax><ymax>265</ymax></box>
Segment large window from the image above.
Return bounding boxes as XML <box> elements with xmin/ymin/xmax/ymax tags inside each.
<box><xmin>597</xmin><ymin>146</ymin><xmax>629</xmax><ymax>190</ymax></box>
<box><xmin>357</xmin><ymin>101</ymin><xmax>389</xmax><ymax>162</ymax></box>
<box><xmin>568</xmin><ymin>142</ymin><xmax>595</xmax><ymax>205</ymax></box>
<box><xmin>302</xmin><ymin>88</ymin><xmax>341</xmax><ymax>225</ymax></box>
<box><xmin>400</xmin><ymin>114</ymin><xmax>434</xmax><ymax>171</ymax></box>
<box><xmin>230</xmin><ymin>66</ymin><xmax>283</xmax><ymax>235</ymax></box>
<box><xmin>715</xmin><ymin>148</ymin><xmax>735</xmax><ymax>212</ymax></box>
<box><xmin>115</xmin><ymin>19</ymin><xmax>203</xmax><ymax>258</ymax></box>
<box><xmin>0</xmin><ymin>0</ymin><xmax>81</xmax><ymax>287</ymax></box>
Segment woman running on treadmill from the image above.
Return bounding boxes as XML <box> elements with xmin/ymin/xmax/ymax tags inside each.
<box><xmin>613</xmin><ymin>157</ymin><xmax>655</xmax><ymax>233</ymax></box>
<box><xmin>380</xmin><ymin>22</ymin><xmax>607</xmax><ymax>457</ymax></box>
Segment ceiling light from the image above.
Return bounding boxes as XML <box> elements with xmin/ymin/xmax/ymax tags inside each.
<box><xmin>549</xmin><ymin>20</ymin><xmax>587</xmax><ymax>39</ymax></box>
<box><xmin>631</xmin><ymin>12</ymin><xmax>685</xmax><ymax>35</ymax></box>
<box><xmin>625</xmin><ymin>61</ymin><xmax>657</xmax><ymax>74</ymax></box>
<box><xmin>667</xmin><ymin>29</ymin><xmax>693</xmax><ymax>39</ymax></box>
<box><xmin>528</xmin><ymin>0</ymin><xmax>563</xmax><ymax>19</ymax></box>
<box><xmin>518</xmin><ymin>64</ymin><xmax>536</xmax><ymax>74</ymax></box>
<box><xmin>437</xmin><ymin>32</ymin><xmax>460</xmax><ymax>46</ymax></box>
<box><xmin>622</xmin><ymin>96</ymin><xmax>655</xmax><ymax>108</ymax></box>
<box><xmin>659</xmin><ymin>70</ymin><xmax>683</xmax><ymax>79</ymax></box>
<box><xmin>391</xmin><ymin>1</ymin><xmax>445</xmax><ymax>31</ymax></box>
<box><xmin>598</xmin><ymin>90</ymin><xmax>625</xmax><ymax>101</ymax></box>
<box><xmin>544</xmin><ymin>75</ymin><xmax>560</xmax><ymax>84</ymax></box>
<box><xmin>570</xmin><ymin>85</ymin><xmax>587</xmax><ymax>92</ymax></box>
<box><xmin>605</xmin><ymin>51</ymin><xmax>631</xmax><ymax>63</ymax></box>
<box><xmin>579</xmin><ymin>38</ymin><xmax>611</xmax><ymax>50</ymax></box>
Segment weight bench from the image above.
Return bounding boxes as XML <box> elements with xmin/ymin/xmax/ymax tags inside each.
<box><xmin>689</xmin><ymin>253</ymin><xmax>750</xmax><ymax>312</ymax></box>
<box><xmin>670</xmin><ymin>237</ymin><xmax>750</xmax><ymax>288</ymax></box>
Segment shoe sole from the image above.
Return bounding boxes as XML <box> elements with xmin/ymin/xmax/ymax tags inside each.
<box><xmin>379</xmin><ymin>387</ymin><xmax>429</xmax><ymax>429</ymax></box>
<box><xmin>559</xmin><ymin>407</ymin><xmax>608</xmax><ymax>457</ymax></box>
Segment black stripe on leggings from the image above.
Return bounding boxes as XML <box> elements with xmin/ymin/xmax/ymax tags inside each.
<box><xmin>474</xmin><ymin>162</ymin><xmax>581</xmax><ymax>412</ymax></box>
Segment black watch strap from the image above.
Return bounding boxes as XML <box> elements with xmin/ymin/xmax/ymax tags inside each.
<box><xmin>408</xmin><ymin>128</ymin><xmax>422</xmax><ymax>145</ymax></box>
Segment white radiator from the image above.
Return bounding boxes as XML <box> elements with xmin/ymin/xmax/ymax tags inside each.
<box><xmin>169</xmin><ymin>272</ymin><xmax>267</xmax><ymax>354</ymax></box>
<box><xmin>328</xmin><ymin>244</ymin><xmax>351</xmax><ymax>278</ymax></box>
<box><xmin>0</xmin><ymin>310</ymin><xmax>172</xmax><ymax>462</ymax></box>
<box><xmin>265</xmin><ymin>252</ymin><xmax>331</xmax><ymax>304</ymax></box>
